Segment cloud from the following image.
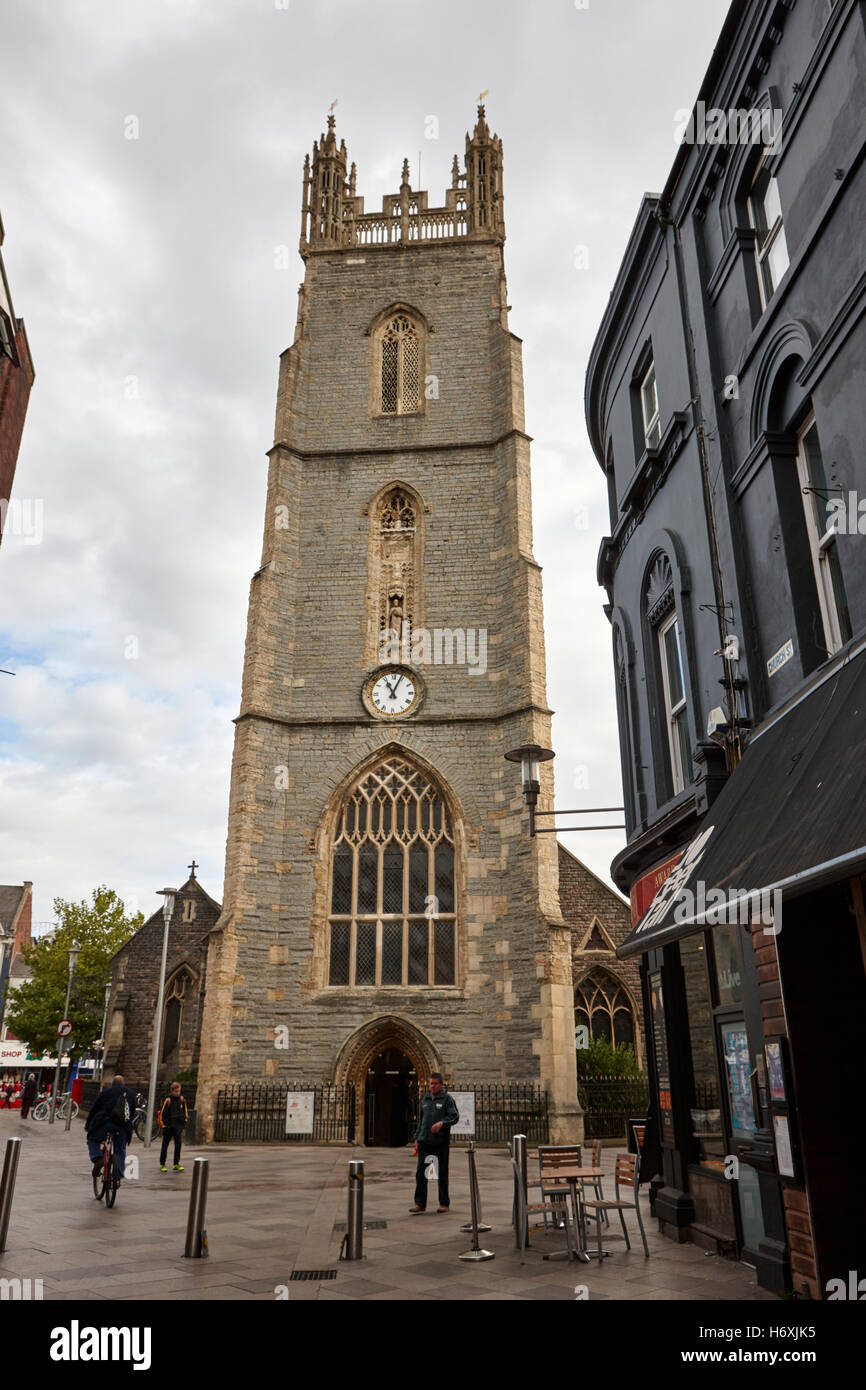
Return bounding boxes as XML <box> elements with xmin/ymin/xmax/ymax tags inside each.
<box><xmin>0</xmin><ymin>0</ymin><xmax>729</xmax><ymax>921</ymax></box>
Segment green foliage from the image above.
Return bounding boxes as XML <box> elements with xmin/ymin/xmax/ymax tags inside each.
<box><xmin>5</xmin><ymin>886</ymin><xmax>142</xmax><ymax>1060</ymax></box>
<box><xmin>575</xmin><ymin>1035</ymin><xmax>644</xmax><ymax>1079</ymax></box>
<box><xmin>174</xmin><ymin>1067</ymin><xmax>198</xmax><ymax>1084</ymax></box>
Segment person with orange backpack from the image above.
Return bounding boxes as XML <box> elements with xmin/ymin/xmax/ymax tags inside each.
<box><xmin>157</xmin><ymin>1081</ymin><xmax>189</xmax><ymax>1172</ymax></box>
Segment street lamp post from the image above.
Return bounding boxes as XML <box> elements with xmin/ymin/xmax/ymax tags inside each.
<box><xmin>504</xmin><ymin>744</ymin><xmax>626</xmax><ymax>835</ymax></box>
<box><xmin>144</xmin><ymin>889</ymin><xmax>177</xmax><ymax>1149</ymax></box>
<box><xmin>504</xmin><ymin>744</ymin><xmax>555</xmax><ymax>837</ymax></box>
<box><xmin>98</xmin><ymin>982</ymin><xmax>112</xmax><ymax>1084</ymax></box>
<box><xmin>49</xmin><ymin>940</ymin><xmax>81</xmax><ymax>1125</ymax></box>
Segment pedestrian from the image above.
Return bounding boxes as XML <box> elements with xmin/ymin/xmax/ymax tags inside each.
<box><xmin>0</xmin><ymin>1078</ymin><xmax>12</xmax><ymax>1109</ymax></box>
<box><xmin>409</xmin><ymin>1073</ymin><xmax>459</xmax><ymax>1214</ymax></box>
<box><xmin>157</xmin><ymin>1080</ymin><xmax>188</xmax><ymax>1172</ymax></box>
<box><xmin>84</xmin><ymin>1073</ymin><xmax>137</xmax><ymax>1180</ymax></box>
<box><xmin>20</xmin><ymin>1073</ymin><xmax>38</xmax><ymax>1119</ymax></box>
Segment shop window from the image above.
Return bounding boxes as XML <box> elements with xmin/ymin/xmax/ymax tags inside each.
<box><xmin>795</xmin><ymin>413</ymin><xmax>852</xmax><ymax>656</ymax></box>
<box><xmin>680</xmin><ymin>934</ymin><xmax>725</xmax><ymax>1168</ymax></box>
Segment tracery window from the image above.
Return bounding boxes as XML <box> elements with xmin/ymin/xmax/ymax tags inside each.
<box><xmin>328</xmin><ymin>758</ymin><xmax>456</xmax><ymax>988</ymax></box>
<box><xmin>161</xmin><ymin>970</ymin><xmax>190</xmax><ymax>1062</ymax></box>
<box><xmin>575</xmin><ymin>971</ymin><xmax>636</xmax><ymax>1050</ymax></box>
<box><xmin>380</xmin><ymin>314</ymin><xmax>420</xmax><ymax>415</ymax></box>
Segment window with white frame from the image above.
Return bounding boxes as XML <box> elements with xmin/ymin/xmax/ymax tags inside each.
<box><xmin>640</xmin><ymin>361</ymin><xmax>661</xmax><ymax>450</ymax></box>
<box><xmin>747</xmin><ymin>158</ymin><xmax>790</xmax><ymax>308</ymax></box>
<box><xmin>658</xmin><ymin>610</ymin><xmax>694</xmax><ymax>794</ymax></box>
<box><xmin>796</xmin><ymin>413</ymin><xmax>852</xmax><ymax>655</ymax></box>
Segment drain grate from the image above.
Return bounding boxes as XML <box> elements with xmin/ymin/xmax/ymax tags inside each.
<box><xmin>333</xmin><ymin>1220</ymin><xmax>387</xmax><ymax>1232</ymax></box>
<box><xmin>289</xmin><ymin>1269</ymin><xmax>338</xmax><ymax>1281</ymax></box>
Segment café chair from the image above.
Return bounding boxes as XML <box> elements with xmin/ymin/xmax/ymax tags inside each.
<box><xmin>582</xmin><ymin>1151</ymin><xmax>650</xmax><ymax>1259</ymax></box>
<box><xmin>511</xmin><ymin>1155</ymin><xmax>575</xmax><ymax>1264</ymax></box>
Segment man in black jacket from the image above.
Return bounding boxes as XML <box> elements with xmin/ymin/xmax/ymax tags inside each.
<box><xmin>158</xmin><ymin>1081</ymin><xmax>189</xmax><ymax>1172</ymax></box>
<box><xmin>85</xmin><ymin>1074</ymin><xmax>137</xmax><ymax>1179</ymax></box>
<box><xmin>409</xmin><ymin>1074</ymin><xmax>459</xmax><ymax>1213</ymax></box>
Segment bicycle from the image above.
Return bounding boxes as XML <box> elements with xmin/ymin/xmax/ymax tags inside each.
<box><xmin>32</xmin><ymin>1094</ymin><xmax>79</xmax><ymax>1122</ymax></box>
<box><xmin>132</xmin><ymin>1093</ymin><xmax>158</xmax><ymax>1142</ymax></box>
<box><xmin>92</xmin><ymin>1130</ymin><xmax>120</xmax><ymax>1208</ymax></box>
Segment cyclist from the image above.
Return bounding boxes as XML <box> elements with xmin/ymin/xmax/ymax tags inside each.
<box><xmin>85</xmin><ymin>1073</ymin><xmax>137</xmax><ymax>1181</ymax></box>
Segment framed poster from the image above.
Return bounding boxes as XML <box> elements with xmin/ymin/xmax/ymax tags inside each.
<box><xmin>450</xmin><ymin>1092</ymin><xmax>475</xmax><ymax>1136</ymax></box>
<box><xmin>649</xmin><ymin>971</ymin><xmax>673</xmax><ymax>1138</ymax></box>
<box><xmin>285</xmin><ymin>1090</ymin><xmax>315</xmax><ymax>1135</ymax></box>
<box><xmin>773</xmin><ymin>1114</ymin><xmax>795</xmax><ymax>1178</ymax></box>
<box><xmin>765</xmin><ymin>1040</ymin><xmax>786</xmax><ymax>1104</ymax></box>
<box><xmin>721</xmin><ymin>1024</ymin><xmax>755</xmax><ymax>1133</ymax></box>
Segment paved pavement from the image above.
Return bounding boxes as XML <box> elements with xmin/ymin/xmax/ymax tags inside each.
<box><xmin>0</xmin><ymin>1110</ymin><xmax>777</xmax><ymax>1302</ymax></box>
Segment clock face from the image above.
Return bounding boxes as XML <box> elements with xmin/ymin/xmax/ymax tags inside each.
<box><xmin>370</xmin><ymin>669</ymin><xmax>418</xmax><ymax>717</ymax></box>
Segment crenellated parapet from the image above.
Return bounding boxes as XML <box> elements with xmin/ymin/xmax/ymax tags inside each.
<box><xmin>299</xmin><ymin>105</ymin><xmax>504</xmax><ymax>255</ymax></box>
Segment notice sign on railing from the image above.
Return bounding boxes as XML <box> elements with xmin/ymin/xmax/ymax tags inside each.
<box><xmin>285</xmin><ymin>1091</ymin><xmax>315</xmax><ymax>1135</ymax></box>
<box><xmin>450</xmin><ymin>1092</ymin><xmax>476</xmax><ymax>1136</ymax></box>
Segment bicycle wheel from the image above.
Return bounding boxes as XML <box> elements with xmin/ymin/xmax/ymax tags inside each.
<box><xmin>67</xmin><ymin>1101</ymin><xmax>79</xmax><ymax>1120</ymax></box>
<box><xmin>32</xmin><ymin>1101</ymin><xmax>49</xmax><ymax>1121</ymax></box>
<box><xmin>92</xmin><ymin>1153</ymin><xmax>107</xmax><ymax>1202</ymax></box>
<box><xmin>133</xmin><ymin>1115</ymin><xmax>145</xmax><ymax>1142</ymax></box>
<box><xmin>105</xmin><ymin>1153</ymin><xmax>119</xmax><ymax>1208</ymax></box>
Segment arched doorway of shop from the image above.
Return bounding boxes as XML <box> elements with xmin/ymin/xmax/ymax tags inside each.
<box><xmin>364</xmin><ymin>1047</ymin><xmax>418</xmax><ymax>1146</ymax></box>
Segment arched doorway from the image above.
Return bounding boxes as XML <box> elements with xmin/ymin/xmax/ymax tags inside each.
<box><xmin>364</xmin><ymin>1046</ymin><xmax>417</xmax><ymax>1146</ymax></box>
<box><xmin>334</xmin><ymin>1014</ymin><xmax>440</xmax><ymax>1146</ymax></box>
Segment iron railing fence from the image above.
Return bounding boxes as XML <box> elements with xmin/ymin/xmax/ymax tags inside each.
<box><xmin>577</xmin><ymin>1075</ymin><xmax>650</xmax><ymax>1141</ymax></box>
<box><xmin>448</xmin><ymin>1083</ymin><xmax>549</xmax><ymax>1145</ymax></box>
<box><xmin>213</xmin><ymin>1083</ymin><xmax>356</xmax><ymax>1144</ymax></box>
<box><xmin>79</xmin><ymin>1080</ymin><xmax>198</xmax><ymax>1115</ymax></box>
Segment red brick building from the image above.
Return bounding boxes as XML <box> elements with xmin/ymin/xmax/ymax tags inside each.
<box><xmin>0</xmin><ymin>882</ymin><xmax>34</xmax><ymax>1045</ymax></box>
<box><xmin>0</xmin><ymin>208</ymin><xmax>34</xmax><ymax>547</ymax></box>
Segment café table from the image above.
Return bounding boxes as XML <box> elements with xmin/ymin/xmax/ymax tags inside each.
<box><xmin>538</xmin><ymin>1165</ymin><xmax>605</xmax><ymax>1262</ymax></box>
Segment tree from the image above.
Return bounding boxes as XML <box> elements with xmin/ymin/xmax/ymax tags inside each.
<box><xmin>5</xmin><ymin>887</ymin><xmax>142</xmax><ymax>1060</ymax></box>
<box><xmin>575</xmin><ymin>1035</ymin><xmax>645</xmax><ymax>1079</ymax></box>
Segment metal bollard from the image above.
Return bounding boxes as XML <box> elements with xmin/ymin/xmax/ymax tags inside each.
<box><xmin>346</xmin><ymin>1159</ymin><xmax>364</xmax><ymax>1260</ymax></box>
<box><xmin>512</xmin><ymin>1133</ymin><xmax>528</xmax><ymax>1249</ymax></box>
<box><xmin>458</xmin><ymin>1144</ymin><xmax>494</xmax><ymax>1261</ymax></box>
<box><xmin>0</xmin><ymin>1137</ymin><xmax>22</xmax><ymax>1254</ymax></box>
<box><xmin>460</xmin><ymin>1140</ymin><xmax>492</xmax><ymax>1234</ymax></box>
<box><xmin>183</xmin><ymin>1157</ymin><xmax>209</xmax><ymax>1258</ymax></box>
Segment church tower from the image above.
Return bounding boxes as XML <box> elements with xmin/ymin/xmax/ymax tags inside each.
<box><xmin>196</xmin><ymin>107</ymin><xmax>581</xmax><ymax>1143</ymax></box>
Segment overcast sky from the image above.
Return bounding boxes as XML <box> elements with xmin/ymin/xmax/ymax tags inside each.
<box><xmin>0</xmin><ymin>0</ymin><xmax>730</xmax><ymax>928</ymax></box>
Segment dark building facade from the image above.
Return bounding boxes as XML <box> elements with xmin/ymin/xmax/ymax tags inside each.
<box><xmin>105</xmin><ymin>872</ymin><xmax>221</xmax><ymax>1092</ymax></box>
<box><xmin>0</xmin><ymin>210</ymin><xmax>34</xmax><ymax>546</ymax></box>
<box><xmin>586</xmin><ymin>0</ymin><xmax>866</xmax><ymax>1297</ymax></box>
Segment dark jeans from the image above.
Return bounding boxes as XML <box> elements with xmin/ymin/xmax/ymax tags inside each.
<box><xmin>87</xmin><ymin>1128</ymin><xmax>129</xmax><ymax>1177</ymax></box>
<box><xmin>159</xmin><ymin>1125</ymin><xmax>184</xmax><ymax>1166</ymax></box>
<box><xmin>414</xmin><ymin>1140</ymin><xmax>450</xmax><ymax>1208</ymax></box>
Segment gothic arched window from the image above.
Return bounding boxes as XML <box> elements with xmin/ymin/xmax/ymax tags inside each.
<box><xmin>380</xmin><ymin>313</ymin><xmax>420</xmax><ymax>415</ymax></box>
<box><xmin>161</xmin><ymin>969</ymin><xmax>190</xmax><ymax>1062</ymax></box>
<box><xmin>575</xmin><ymin>971</ymin><xmax>636</xmax><ymax>1050</ymax></box>
<box><xmin>328</xmin><ymin>758</ymin><xmax>456</xmax><ymax>988</ymax></box>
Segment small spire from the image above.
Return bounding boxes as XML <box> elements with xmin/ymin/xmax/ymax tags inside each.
<box><xmin>451</xmin><ymin>154</ymin><xmax>460</xmax><ymax>187</ymax></box>
<box><xmin>401</xmin><ymin>157</ymin><xmax>411</xmax><ymax>189</ymax></box>
<box><xmin>349</xmin><ymin>161</ymin><xmax>356</xmax><ymax>195</ymax></box>
<box><xmin>327</xmin><ymin>113</ymin><xmax>336</xmax><ymax>131</ymax></box>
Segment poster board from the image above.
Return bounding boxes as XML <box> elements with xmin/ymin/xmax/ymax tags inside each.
<box><xmin>285</xmin><ymin>1091</ymin><xmax>315</xmax><ymax>1135</ymax></box>
<box><xmin>450</xmin><ymin>1092</ymin><xmax>475</xmax><ymax>1137</ymax></box>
